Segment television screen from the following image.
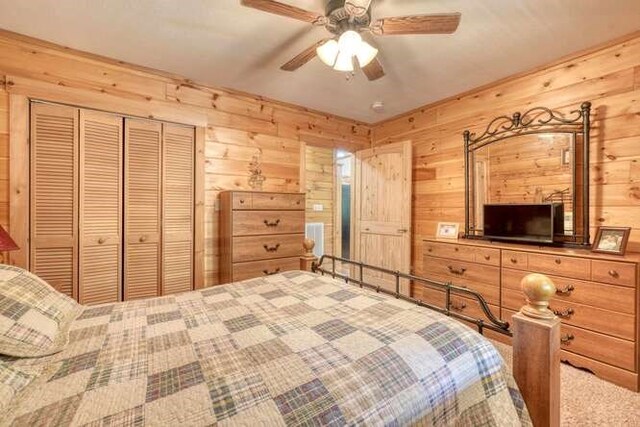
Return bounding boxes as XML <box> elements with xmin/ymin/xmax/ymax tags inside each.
<box><xmin>483</xmin><ymin>203</ymin><xmax>564</xmax><ymax>243</ymax></box>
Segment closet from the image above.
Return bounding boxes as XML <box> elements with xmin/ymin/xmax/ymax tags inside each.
<box><xmin>30</xmin><ymin>102</ymin><xmax>195</xmax><ymax>304</ymax></box>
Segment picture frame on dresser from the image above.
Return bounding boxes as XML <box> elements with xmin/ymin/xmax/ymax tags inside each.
<box><xmin>591</xmin><ymin>226</ymin><xmax>631</xmax><ymax>255</ymax></box>
<box><xmin>436</xmin><ymin>222</ymin><xmax>459</xmax><ymax>239</ymax></box>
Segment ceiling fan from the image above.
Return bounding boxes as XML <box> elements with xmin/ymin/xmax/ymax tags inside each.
<box><xmin>240</xmin><ymin>0</ymin><xmax>461</xmax><ymax>81</ymax></box>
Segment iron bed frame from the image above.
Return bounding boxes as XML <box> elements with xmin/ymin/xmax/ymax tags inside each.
<box><xmin>311</xmin><ymin>254</ymin><xmax>511</xmax><ymax>336</ymax></box>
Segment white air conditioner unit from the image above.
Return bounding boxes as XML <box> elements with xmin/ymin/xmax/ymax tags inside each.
<box><xmin>305</xmin><ymin>222</ymin><xmax>324</xmax><ymax>257</ymax></box>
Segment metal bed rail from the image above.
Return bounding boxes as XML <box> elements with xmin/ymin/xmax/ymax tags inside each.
<box><xmin>313</xmin><ymin>254</ymin><xmax>511</xmax><ymax>336</ymax></box>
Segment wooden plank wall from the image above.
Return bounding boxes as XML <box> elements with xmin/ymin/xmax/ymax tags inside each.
<box><xmin>372</xmin><ymin>32</ymin><xmax>640</xmax><ymax>275</ymax></box>
<box><xmin>0</xmin><ymin>30</ymin><xmax>370</xmax><ymax>285</ymax></box>
<box><xmin>304</xmin><ymin>145</ymin><xmax>335</xmax><ymax>255</ymax></box>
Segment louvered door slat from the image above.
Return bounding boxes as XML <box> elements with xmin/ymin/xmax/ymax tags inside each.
<box><xmin>162</xmin><ymin>124</ymin><xmax>194</xmax><ymax>295</ymax></box>
<box><xmin>124</xmin><ymin>119</ymin><xmax>162</xmax><ymax>300</ymax></box>
<box><xmin>79</xmin><ymin>110</ymin><xmax>123</xmax><ymax>305</ymax></box>
<box><xmin>30</xmin><ymin>103</ymin><xmax>79</xmax><ymax>298</ymax></box>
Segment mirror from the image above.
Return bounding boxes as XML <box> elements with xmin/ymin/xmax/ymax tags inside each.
<box><xmin>464</xmin><ymin>103</ymin><xmax>591</xmax><ymax>246</ymax></box>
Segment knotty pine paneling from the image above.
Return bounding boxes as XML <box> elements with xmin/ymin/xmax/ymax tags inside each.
<box><xmin>0</xmin><ymin>30</ymin><xmax>369</xmax><ymax>286</ymax></box>
<box><xmin>372</xmin><ymin>32</ymin><xmax>640</xmax><ymax>275</ymax></box>
<box><xmin>305</xmin><ymin>145</ymin><xmax>335</xmax><ymax>256</ymax></box>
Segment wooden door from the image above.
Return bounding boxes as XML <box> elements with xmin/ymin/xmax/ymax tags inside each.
<box><xmin>124</xmin><ymin>119</ymin><xmax>162</xmax><ymax>300</ymax></box>
<box><xmin>353</xmin><ymin>141</ymin><xmax>412</xmax><ymax>295</ymax></box>
<box><xmin>162</xmin><ymin>123</ymin><xmax>194</xmax><ymax>295</ymax></box>
<box><xmin>30</xmin><ymin>103</ymin><xmax>79</xmax><ymax>299</ymax></box>
<box><xmin>79</xmin><ymin>110</ymin><xmax>123</xmax><ymax>304</ymax></box>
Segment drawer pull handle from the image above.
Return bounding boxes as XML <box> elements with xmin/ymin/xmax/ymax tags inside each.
<box><xmin>454</xmin><ymin>247</ymin><xmax>459</xmax><ymax>252</ymax></box>
<box><xmin>239</xmin><ymin>199</ymin><xmax>245</xmax><ymax>204</ymax></box>
<box><xmin>98</xmin><ymin>238</ymin><xmax>106</xmax><ymax>244</ymax></box>
<box><xmin>483</xmin><ymin>255</ymin><xmax>490</xmax><ymax>260</ymax></box>
<box><xmin>555</xmin><ymin>285</ymin><xmax>575</xmax><ymax>295</ymax></box>
<box><xmin>447</xmin><ymin>265</ymin><xmax>466</xmax><ymax>275</ymax></box>
<box><xmin>608</xmin><ymin>270</ymin><xmax>619</xmax><ymax>278</ymax></box>
<box><xmin>427</xmin><ymin>248</ymin><xmax>433</xmax><ymax>252</ymax></box>
<box><xmin>139</xmin><ymin>235</ymin><xmax>148</xmax><ymax>243</ymax></box>
<box><xmin>552</xmin><ymin>308</ymin><xmax>574</xmax><ymax>318</ymax></box>
<box><xmin>560</xmin><ymin>334</ymin><xmax>575</xmax><ymax>344</ymax></box>
<box><xmin>450</xmin><ymin>301</ymin><xmax>467</xmax><ymax>311</ymax></box>
<box><xmin>263</xmin><ymin>243</ymin><xmax>280</xmax><ymax>252</ymax></box>
<box><xmin>510</xmin><ymin>258</ymin><xmax>518</xmax><ymax>264</ymax></box>
<box><xmin>555</xmin><ymin>258</ymin><xmax>562</xmax><ymax>265</ymax></box>
<box><xmin>262</xmin><ymin>268</ymin><xmax>281</xmax><ymax>276</ymax></box>
<box><xmin>264</xmin><ymin>219</ymin><xmax>281</xmax><ymax>227</ymax></box>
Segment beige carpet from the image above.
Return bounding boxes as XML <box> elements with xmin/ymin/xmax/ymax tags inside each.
<box><xmin>491</xmin><ymin>341</ymin><xmax>640</xmax><ymax>426</ymax></box>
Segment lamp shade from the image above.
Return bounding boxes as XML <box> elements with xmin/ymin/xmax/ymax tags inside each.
<box><xmin>356</xmin><ymin>40</ymin><xmax>378</xmax><ymax>67</ymax></box>
<box><xmin>333</xmin><ymin>50</ymin><xmax>354</xmax><ymax>72</ymax></box>
<box><xmin>0</xmin><ymin>225</ymin><xmax>19</xmax><ymax>252</ymax></box>
<box><xmin>316</xmin><ymin>39</ymin><xmax>339</xmax><ymax>67</ymax></box>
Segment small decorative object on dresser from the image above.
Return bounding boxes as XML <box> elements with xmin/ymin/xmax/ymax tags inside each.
<box><xmin>592</xmin><ymin>226</ymin><xmax>631</xmax><ymax>255</ymax></box>
<box><xmin>436</xmin><ymin>222</ymin><xmax>459</xmax><ymax>239</ymax></box>
<box><xmin>0</xmin><ymin>225</ymin><xmax>19</xmax><ymax>264</ymax></box>
<box><xmin>219</xmin><ymin>191</ymin><xmax>305</xmax><ymax>283</ymax></box>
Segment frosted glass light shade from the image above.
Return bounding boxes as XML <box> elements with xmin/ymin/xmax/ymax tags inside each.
<box><xmin>316</xmin><ymin>39</ymin><xmax>339</xmax><ymax>66</ymax></box>
<box><xmin>356</xmin><ymin>40</ymin><xmax>378</xmax><ymax>67</ymax></box>
<box><xmin>338</xmin><ymin>30</ymin><xmax>362</xmax><ymax>56</ymax></box>
<box><xmin>333</xmin><ymin>50</ymin><xmax>354</xmax><ymax>72</ymax></box>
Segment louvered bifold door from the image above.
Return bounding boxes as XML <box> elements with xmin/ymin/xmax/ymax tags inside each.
<box><xmin>79</xmin><ymin>110</ymin><xmax>123</xmax><ymax>305</ymax></box>
<box><xmin>124</xmin><ymin>119</ymin><xmax>162</xmax><ymax>300</ymax></box>
<box><xmin>30</xmin><ymin>103</ymin><xmax>79</xmax><ymax>299</ymax></box>
<box><xmin>162</xmin><ymin>124</ymin><xmax>194</xmax><ymax>295</ymax></box>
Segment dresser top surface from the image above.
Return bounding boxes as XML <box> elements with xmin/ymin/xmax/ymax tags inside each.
<box><xmin>221</xmin><ymin>190</ymin><xmax>305</xmax><ymax>195</ymax></box>
<box><xmin>424</xmin><ymin>237</ymin><xmax>640</xmax><ymax>263</ymax></box>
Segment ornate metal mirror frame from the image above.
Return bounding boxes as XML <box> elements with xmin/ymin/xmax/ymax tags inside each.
<box><xmin>463</xmin><ymin>102</ymin><xmax>592</xmax><ymax>247</ymax></box>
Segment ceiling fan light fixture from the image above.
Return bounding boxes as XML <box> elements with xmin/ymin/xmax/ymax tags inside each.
<box><xmin>333</xmin><ymin>49</ymin><xmax>354</xmax><ymax>72</ymax></box>
<box><xmin>337</xmin><ymin>30</ymin><xmax>362</xmax><ymax>56</ymax></box>
<box><xmin>356</xmin><ymin>40</ymin><xmax>378</xmax><ymax>67</ymax></box>
<box><xmin>316</xmin><ymin>39</ymin><xmax>339</xmax><ymax>66</ymax></box>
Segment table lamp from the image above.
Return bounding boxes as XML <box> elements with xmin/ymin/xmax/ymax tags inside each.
<box><xmin>0</xmin><ymin>225</ymin><xmax>19</xmax><ymax>264</ymax></box>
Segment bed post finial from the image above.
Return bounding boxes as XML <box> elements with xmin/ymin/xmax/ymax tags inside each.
<box><xmin>300</xmin><ymin>238</ymin><xmax>317</xmax><ymax>272</ymax></box>
<box><xmin>520</xmin><ymin>273</ymin><xmax>556</xmax><ymax>319</ymax></box>
<box><xmin>512</xmin><ymin>272</ymin><xmax>560</xmax><ymax>427</ymax></box>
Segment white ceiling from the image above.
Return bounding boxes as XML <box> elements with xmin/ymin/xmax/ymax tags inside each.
<box><xmin>0</xmin><ymin>0</ymin><xmax>639</xmax><ymax>123</ymax></box>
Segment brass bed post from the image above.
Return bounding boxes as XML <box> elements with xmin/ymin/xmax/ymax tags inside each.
<box><xmin>512</xmin><ymin>273</ymin><xmax>561</xmax><ymax>427</ymax></box>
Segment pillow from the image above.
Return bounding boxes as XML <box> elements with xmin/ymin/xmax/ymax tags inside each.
<box><xmin>0</xmin><ymin>359</ymin><xmax>40</xmax><ymax>413</ymax></box>
<box><xmin>0</xmin><ymin>265</ymin><xmax>82</xmax><ymax>357</ymax></box>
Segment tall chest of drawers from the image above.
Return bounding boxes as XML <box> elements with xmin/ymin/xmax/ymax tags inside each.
<box><xmin>220</xmin><ymin>191</ymin><xmax>305</xmax><ymax>283</ymax></box>
<box><xmin>421</xmin><ymin>237</ymin><xmax>640</xmax><ymax>391</ymax></box>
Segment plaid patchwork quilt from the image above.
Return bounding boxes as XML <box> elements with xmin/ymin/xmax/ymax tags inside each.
<box><xmin>2</xmin><ymin>271</ymin><xmax>531</xmax><ymax>426</ymax></box>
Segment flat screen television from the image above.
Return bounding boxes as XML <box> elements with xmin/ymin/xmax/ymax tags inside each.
<box><xmin>483</xmin><ymin>203</ymin><xmax>564</xmax><ymax>244</ymax></box>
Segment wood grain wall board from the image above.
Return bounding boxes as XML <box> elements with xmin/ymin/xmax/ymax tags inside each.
<box><xmin>373</xmin><ymin>32</ymin><xmax>640</xmax><ymax>259</ymax></box>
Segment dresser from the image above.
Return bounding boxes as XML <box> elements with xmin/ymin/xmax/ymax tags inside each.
<box><xmin>420</xmin><ymin>237</ymin><xmax>640</xmax><ymax>391</ymax></box>
<box><xmin>219</xmin><ymin>191</ymin><xmax>305</xmax><ymax>283</ymax></box>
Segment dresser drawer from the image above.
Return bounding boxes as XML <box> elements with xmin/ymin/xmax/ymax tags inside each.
<box><xmin>233</xmin><ymin>210</ymin><xmax>304</xmax><ymax>236</ymax></box>
<box><xmin>501</xmin><ymin>268</ymin><xmax>635</xmax><ymax>314</ymax></box>
<box><xmin>252</xmin><ymin>193</ymin><xmax>295</xmax><ymax>210</ymax></box>
<box><xmin>502</xmin><ymin>250</ymin><xmax>528</xmax><ymax>270</ymax></box>
<box><xmin>527</xmin><ymin>253</ymin><xmax>591</xmax><ymax>280</ymax></box>
<box><xmin>423</xmin><ymin>256</ymin><xmax>500</xmax><ymax>286</ymax></box>
<box><xmin>232</xmin><ymin>192</ymin><xmax>252</xmax><ymax>209</ymax></box>
<box><xmin>232</xmin><ymin>257</ymin><xmax>300</xmax><ymax>282</ymax></box>
<box><xmin>501</xmin><ymin>288</ymin><xmax>635</xmax><ymax>340</ymax></box>
<box><xmin>232</xmin><ymin>234</ymin><xmax>304</xmax><ymax>263</ymax></box>
<box><xmin>591</xmin><ymin>260</ymin><xmax>636</xmax><ymax>288</ymax></box>
<box><xmin>418</xmin><ymin>271</ymin><xmax>500</xmax><ymax>305</ymax></box>
<box><xmin>474</xmin><ymin>246</ymin><xmax>501</xmax><ymax>266</ymax></box>
<box><xmin>503</xmin><ymin>309</ymin><xmax>636</xmax><ymax>372</ymax></box>
<box><xmin>424</xmin><ymin>241</ymin><xmax>475</xmax><ymax>263</ymax></box>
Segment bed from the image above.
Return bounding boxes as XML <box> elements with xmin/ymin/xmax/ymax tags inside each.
<box><xmin>0</xmin><ymin>263</ymin><xmax>532</xmax><ymax>426</ymax></box>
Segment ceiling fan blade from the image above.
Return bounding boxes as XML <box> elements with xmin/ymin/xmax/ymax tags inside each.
<box><xmin>241</xmin><ymin>0</ymin><xmax>324</xmax><ymax>24</ymax></box>
<box><xmin>373</xmin><ymin>13</ymin><xmax>461</xmax><ymax>35</ymax></box>
<box><xmin>280</xmin><ymin>39</ymin><xmax>329</xmax><ymax>71</ymax></box>
<box><xmin>344</xmin><ymin>0</ymin><xmax>373</xmax><ymax>17</ymax></box>
<box><xmin>362</xmin><ymin>57</ymin><xmax>385</xmax><ymax>81</ymax></box>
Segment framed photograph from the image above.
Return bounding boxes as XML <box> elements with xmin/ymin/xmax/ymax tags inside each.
<box><xmin>591</xmin><ymin>226</ymin><xmax>631</xmax><ymax>255</ymax></box>
<box><xmin>436</xmin><ymin>222</ymin><xmax>459</xmax><ymax>239</ymax></box>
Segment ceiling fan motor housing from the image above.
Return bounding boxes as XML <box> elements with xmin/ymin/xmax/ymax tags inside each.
<box><xmin>325</xmin><ymin>0</ymin><xmax>371</xmax><ymax>34</ymax></box>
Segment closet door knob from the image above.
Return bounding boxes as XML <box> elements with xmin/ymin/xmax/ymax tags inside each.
<box><xmin>97</xmin><ymin>238</ymin><xmax>106</xmax><ymax>244</ymax></box>
<box><xmin>139</xmin><ymin>235</ymin><xmax>148</xmax><ymax>243</ymax></box>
